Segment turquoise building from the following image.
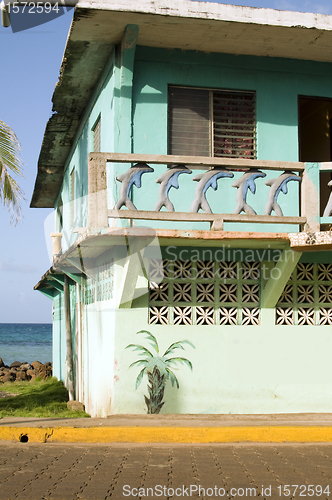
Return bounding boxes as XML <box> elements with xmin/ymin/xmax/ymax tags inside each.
<box><xmin>32</xmin><ymin>0</ymin><xmax>332</xmax><ymax>417</ymax></box>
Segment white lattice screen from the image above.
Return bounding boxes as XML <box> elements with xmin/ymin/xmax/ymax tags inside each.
<box><xmin>276</xmin><ymin>263</ymin><xmax>332</xmax><ymax>326</ymax></box>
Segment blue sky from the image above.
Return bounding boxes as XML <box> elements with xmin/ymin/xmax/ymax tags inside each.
<box><xmin>0</xmin><ymin>0</ymin><xmax>331</xmax><ymax>324</ymax></box>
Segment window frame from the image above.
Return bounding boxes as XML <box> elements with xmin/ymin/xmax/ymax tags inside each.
<box><xmin>168</xmin><ymin>85</ymin><xmax>257</xmax><ymax>159</ymax></box>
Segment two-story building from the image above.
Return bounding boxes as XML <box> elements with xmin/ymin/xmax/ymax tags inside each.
<box><xmin>32</xmin><ymin>0</ymin><xmax>332</xmax><ymax>417</ymax></box>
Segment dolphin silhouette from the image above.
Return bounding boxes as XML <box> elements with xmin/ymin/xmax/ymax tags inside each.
<box><xmin>114</xmin><ymin>163</ymin><xmax>154</xmax><ymax>210</ymax></box>
<box><xmin>190</xmin><ymin>168</ymin><xmax>234</xmax><ymax>213</ymax></box>
<box><xmin>265</xmin><ymin>171</ymin><xmax>301</xmax><ymax>216</ymax></box>
<box><xmin>232</xmin><ymin>170</ymin><xmax>266</xmax><ymax>215</ymax></box>
<box><xmin>323</xmin><ymin>180</ymin><xmax>332</xmax><ymax>217</ymax></box>
<box><xmin>155</xmin><ymin>164</ymin><xmax>192</xmax><ymax>212</ymax></box>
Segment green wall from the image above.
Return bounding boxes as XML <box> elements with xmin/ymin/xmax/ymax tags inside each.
<box><xmin>54</xmin><ymin>44</ymin><xmax>332</xmax><ymax>241</ymax></box>
<box><xmin>131</xmin><ymin>47</ymin><xmax>332</xmax><ymax>231</ymax></box>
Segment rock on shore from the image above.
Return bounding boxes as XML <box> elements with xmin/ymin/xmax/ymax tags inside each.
<box><xmin>0</xmin><ymin>358</ymin><xmax>52</xmax><ymax>383</ymax></box>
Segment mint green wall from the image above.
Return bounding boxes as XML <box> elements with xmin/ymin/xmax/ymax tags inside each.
<box><xmin>131</xmin><ymin>47</ymin><xmax>332</xmax><ymax>232</ymax></box>
<box><xmin>133</xmin><ymin>47</ymin><xmax>332</xmax><ymax>161</ymax></box>
<box><xmin>112</xmin><ymin>254</ymin><xmax>332</xmax><ymax>415</ymax></box>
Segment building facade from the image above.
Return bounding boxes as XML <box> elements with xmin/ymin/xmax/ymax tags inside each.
<box><xmin>32</xmin><ymin>0</ymin><xmax>332</xmax><ymax>417</ymax></box>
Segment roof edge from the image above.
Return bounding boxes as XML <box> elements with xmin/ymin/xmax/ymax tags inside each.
<box><xmin>76</xmin><ymin>0</ymin><xmax>332</xmax><ymax>31</ymax></box>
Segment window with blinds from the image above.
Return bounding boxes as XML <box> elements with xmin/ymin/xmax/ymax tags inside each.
<box><xmin>168</xmin><ymin>86</ymin><xmax>256</xmax><ymax>159</ymax></box>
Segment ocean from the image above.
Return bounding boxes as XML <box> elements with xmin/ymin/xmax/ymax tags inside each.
<box><xmin>0</xmin><ymin>323</ymin><xmax>52</xmax><ymax>367</ymax></box>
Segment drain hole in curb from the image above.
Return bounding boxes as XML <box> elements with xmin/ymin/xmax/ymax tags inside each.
<box><xmin>19</xmin><ymin>434</ymin><xmax>29</xmax><ymax>443</ymax></box>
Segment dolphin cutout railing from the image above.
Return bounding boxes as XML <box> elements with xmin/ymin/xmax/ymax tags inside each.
<box><xmin>88</xmin><ymin>153</ymin><xmax>310</xmax><ymax>231</ymax></box>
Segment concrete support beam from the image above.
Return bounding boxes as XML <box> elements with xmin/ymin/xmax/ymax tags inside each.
<box><xmin>88</xmin><ymin>156</ymin><xmax>108</xmax><ymax>229</ymax></box>
<box><xmin>260</xmin><ymin>249</ymin><xmax>302</xmax><ymax>309</ymax></box>
<box><xmin>64</xmin><ymin>275</ymin><xmax>76</xmax><ymax>401</ymax></box>
<box><xmin>63</xmin><ymin>272</ymin><xmax>82</xmax><ymax>286</ymax></box>
<box><xmin>119</xmin><ymin>237</ymin><xmax>149</xmax><ymax>308</ymax></box>
<box><xmin>302</xmin><ymin>162</ymin><xmax>320</xmax><ymax>233</ymax></box>
<box><xmin>114</xmin><ymin>24</ymin><xmax>139</xmax><ymax>153</ymax></box>
<box><xmin>49</xmin><ymin>280</ymin><xmax>64</xmax><ymax>293</ymax></box>
<box><xmin>38</xmin><ymin>288</ymin><xmax>55</xmax><ymax>299</ymax></box>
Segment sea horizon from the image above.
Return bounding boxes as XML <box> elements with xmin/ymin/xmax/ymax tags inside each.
<box><xmin>0</xmin><ymin>323</ymin><xmax>52</xmax><ymax>366</ymax></box>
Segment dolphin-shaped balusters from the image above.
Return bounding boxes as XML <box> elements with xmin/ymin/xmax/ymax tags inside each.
<box><xmin>190</xmin><ymin>168</ymin><xmax>234</xmax><ymax>213</ymax></box>
<box><xmin>154</xmin><ymin>164</ymin><xmax>192</xmax><ymax>211</ymax></box>
<box><xmin>114</xmin><ymin>162</ymin><xmax>154</xmax><ymax>210</ymax></box>
<box><xmin>323</xmin><ymin>180</ymin><xmax>332</xmax><ymax>217</ymax></box>
<box><xmin>265</xmin><ymin>171</ymin><xmax>301</xmax><ymax>216</ymax></box>
<box><xmin>232</xmin><ymin>170</ymin><xmax>266</xmax><ymax>215</ymax></box>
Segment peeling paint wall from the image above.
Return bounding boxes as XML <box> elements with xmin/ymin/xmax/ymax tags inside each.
<box><xmin>54</xmin><ymin>51</ymin><xmax>116</xmax><ymax>253</ymax></box>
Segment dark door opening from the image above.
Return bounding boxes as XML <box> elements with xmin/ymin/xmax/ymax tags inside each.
<box><xmin>299</xmin><ymin>96</ymin><xmax>332</xmax><ymax>216</ymax></box>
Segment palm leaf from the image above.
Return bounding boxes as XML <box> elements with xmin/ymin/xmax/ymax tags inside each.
<box><xmin>135</xmin><ymin>367</ymin><xmax>146</xmax><ymax>389</ymax></box>
<box><xmin>165</xmin><ymin>357</ymin><xmax>193</xmax><ymax>371</ymax></box>
<box><xmin>166</xmin><ymin>368</ymin><xmax>179</xmax><ymax>389</ymax></box>
<box><xmin>129</xmin><ymin>359</ymin><xmax>148</xmax><ymax>369</ymax></box>
<box><xmin>137</xmin><ymin>330</ymin><xmax>159</xmax><ymax>354</ymax></box>
<box><xmin>0</xmin><ymin>120</ymin><xmax>23</xmax><ymax>222</ymax></box>
<box><xmin>125</xmin><ymin>344</ymin><xmax>153</xmax><ymax>358</ymax></box>
<box><xmin>163</xmin><ymin>340</ymin><xmax>195</xmax><ymax>357</ymax></box>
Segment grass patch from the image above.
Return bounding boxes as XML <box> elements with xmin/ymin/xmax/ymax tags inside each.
<box><xmin>0</xmin><ymin>377</ymin><xmax>90</xmax><ymax>418</ymax></box>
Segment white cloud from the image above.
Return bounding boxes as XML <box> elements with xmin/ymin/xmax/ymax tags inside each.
<box><xmin>0</xmin><ymin>259</ymin><xmax>37</xmax><ymax>273</ymax></box>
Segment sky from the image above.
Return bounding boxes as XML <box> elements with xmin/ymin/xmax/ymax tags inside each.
<box><xmin>0</xmin><ymin>0</ymin><xmax>332</xmax><ymax>324</ymax></box>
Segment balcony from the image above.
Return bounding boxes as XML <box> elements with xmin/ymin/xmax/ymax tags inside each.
<box><xmin>48</xmin><ymin>153</ymin><xmax>332</xmax><ymax>258</ymax></box>
<box><xmin>88</xmin><ymin>153</ymin><xmax>309</xmax><ymax>228</ymax></box>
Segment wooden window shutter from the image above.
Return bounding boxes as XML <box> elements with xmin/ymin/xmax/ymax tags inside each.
<box><xmin>93</xmin><ymin>116</ymin><xmax>101</xmax><ymax>152</ymax></box>
<box><xmin>168</xmin><ymin>87</ymin><xmax>211</xmax><ymax>156</ymax></box>
<box><xmin>213</xmin><ymin>90</ymin><xmax>256</xmax><ymax>159</ymax></box>
<box><xmin>70</xmin><ymin>168</ymin><xmax>75</xmax><ymax>229</ymax></box>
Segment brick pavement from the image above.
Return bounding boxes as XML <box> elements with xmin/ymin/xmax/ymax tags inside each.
<box><xmin>1</xmin><ymin>443</ymin><xmax>332</xmax><ymax>500</ymax></box>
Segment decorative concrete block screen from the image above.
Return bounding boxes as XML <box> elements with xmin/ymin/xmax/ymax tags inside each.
<box><xmin>276</xmin><ymin>263</ymin><xmax>332</xmax><ymax>326</ymax></box>
<box><xmin>83</xmin><ymin>261</ymin><xmax>113</xmax><ymax>305</ymax></box>
<box><xmin>149</xmin><ymin>260</ymin><xmax>260</xmax><ymax>325</ymax></box>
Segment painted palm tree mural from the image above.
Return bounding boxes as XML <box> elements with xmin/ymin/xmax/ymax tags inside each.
<box><xmin>126</xmin><ymin>330</ymin><xmax>195</xmax><ymax>414</ymax></box>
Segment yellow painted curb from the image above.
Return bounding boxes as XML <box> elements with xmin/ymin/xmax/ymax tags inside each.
<box><xmin>2</xmin><ymin>426</ymin><xmax>332</xmax><ymax>443</ymax></box>
<box><xmin>0</xmin><ymin>427</ymin><xmax>53</xmax><ymax>443</ymax></box>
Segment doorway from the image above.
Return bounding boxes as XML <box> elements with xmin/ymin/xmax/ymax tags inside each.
<box><xmin>298</xmin><ymin>96</ymin><xmax>332</xmax><ymax>216</ymax></box>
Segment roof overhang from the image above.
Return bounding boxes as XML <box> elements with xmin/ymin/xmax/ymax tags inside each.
<box><xmin>34</xmin><ymin>227</ymin><xmax>332</xmax><ymax>296</ymax></box>
<box><xmin>31</xmin><ymin>0</ymin><xmax>332</xmax><ymax>208</ymax></box>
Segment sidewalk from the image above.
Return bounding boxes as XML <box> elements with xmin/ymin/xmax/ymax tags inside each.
<box><xmin>1</xmin><ymin>413</ymin><xmax>332</xmax><ymax>444</ymax></box>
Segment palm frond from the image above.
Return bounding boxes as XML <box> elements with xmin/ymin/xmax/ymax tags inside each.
<box><xmin>136</xmin><ymin>330</ymin><xmax>159</xmax><ymax>354</ymax></box>
<box><xmin>135</xmin><ymin>367</ymin><xmax>146</xmax><ymax>389</ymax></box>
<box><xmin>129</xmin><ymin>359</ymin><xmax>148</xmax><ymax>369</ymax></box>
<box><xmin>0</xmin><ymin>120</ymin><xmax>24</xmax><ymax>222</ymax></box>
<box><xmin>125</xmin><ymin>344</ymin><xmax>153</xmax><ymax>358</ymax></box>
<box><xmin>163</xmin><ymin>340</ymin><xmax>195</xmax><ymax>357</ymax></box>
<box><xmin>165</xmin><ymin>357</ymin><xmax>193</xmax><ymax>371</ymax></box>
<box><xmin>166</xmin><ymin>368</ymin><xmax>180</xmax><ymax>389</ymax></box>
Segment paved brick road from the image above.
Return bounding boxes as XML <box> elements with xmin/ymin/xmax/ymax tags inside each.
<box><xmin>1</xmin><ymin>443</ymin><xmax>332</xmax><ymax>500</ymax></box>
